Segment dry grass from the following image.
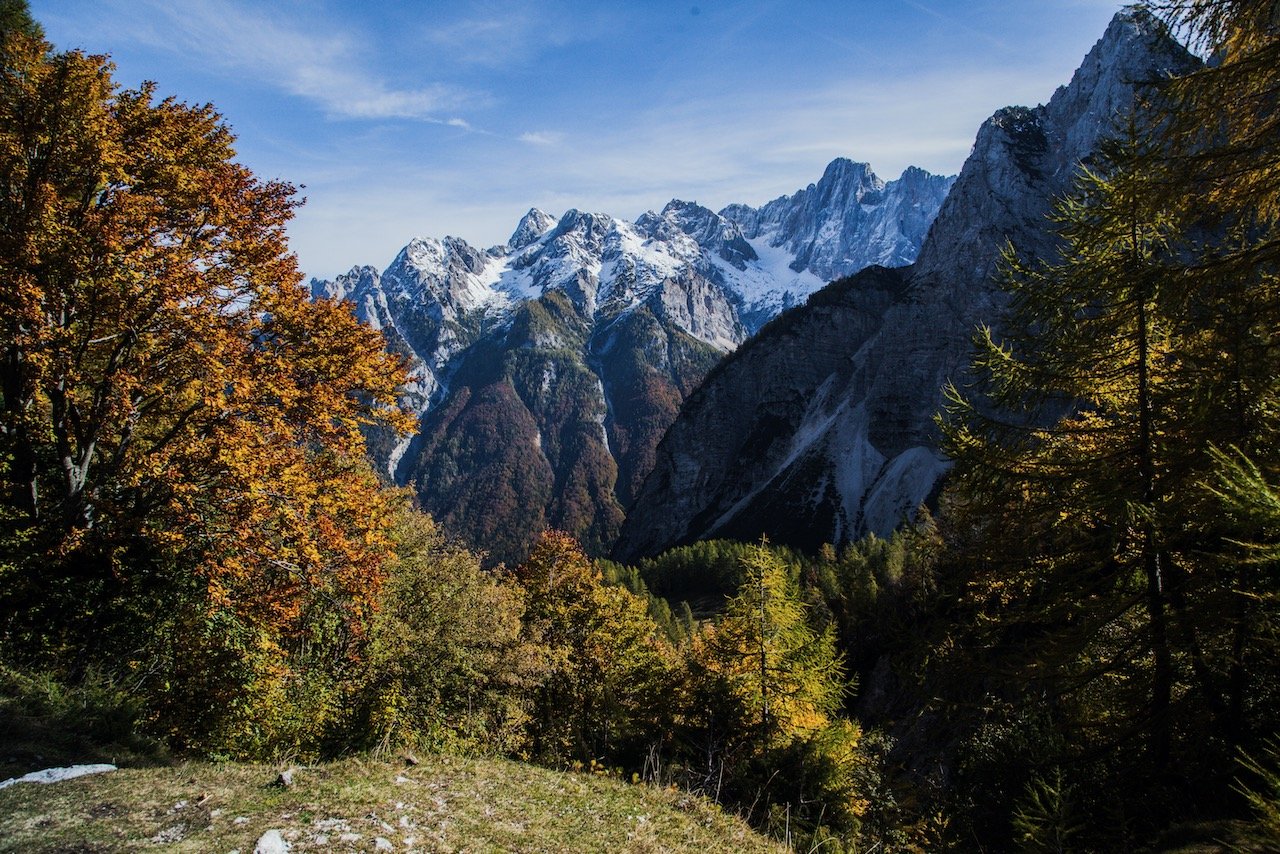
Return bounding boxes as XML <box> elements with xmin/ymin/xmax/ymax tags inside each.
<box><xmin>0</xmin><ymin>754</ymin><xmax>787</xmax><ymax>852</ymax></box>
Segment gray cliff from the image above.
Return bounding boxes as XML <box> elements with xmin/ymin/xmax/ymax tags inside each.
<box><xmin>613</xmin><ymin>9</ymin><xmax>1200</xmax><ymax>561</ymax></box>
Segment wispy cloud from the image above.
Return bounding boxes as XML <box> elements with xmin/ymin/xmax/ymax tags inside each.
<box><xmin>897</xmin><ymin>0</ymin><xmax>1014</xmax><ymax>52</ymax></box>
<box><xmin>95</xmin><ymin>0</ymin><xmax>479</xmax><ymax>121</ymax></box>
<box><xmin>518</xmin><ymin>131</ymin><xmax>564</xmax><ymax>146</ymax></box>
<box><xmin>290</xmin><ymin>57</ymin><xmax>1087</xmax><ymax>279</ymax></box>
<box><xmin>418</xmin><ymin>2</ymin><xmax>620</xmax><ymax>69</ymax></box>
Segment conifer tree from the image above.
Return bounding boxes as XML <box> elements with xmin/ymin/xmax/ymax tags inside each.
<box><xmin>1142</xmin><ymin>0</ymin><xmax>1280</xmax><ymax>756</ymax></box>
<box><xmin>0</xmin><ymin>0</ymin><xmax>41</xmax><ymax>39</ymax></box>
<box><xmin>942</xmin><ymin>120</ymin><xmax>1186</xmax><ymax>772</ymax></box>
<box><xmin>696</xmin><ymin>541</ymin><xmax>845</xmax><ymax>748</ymax></box>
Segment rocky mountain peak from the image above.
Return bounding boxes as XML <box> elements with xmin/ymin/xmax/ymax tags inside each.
<box><xmin>311</xmin><ymin>264</ymin><xmax>379</xmax><ymax>303</ymax></box>
<box><xmin>812</xmin><ymin>157</ymin><xmax>882</xmax><ymax>201</ymax></box>
<box><xmin>509</xmin><ymin>208</ymin><xmax>557</xmax><ymax>250</ymax></box>
<box><xmin>657</xmin><ymin>199</ymin><xmax>757</xmax><ymax>270</ymax></box>
<box><xmin>615</xmin><ymin>8</ymin><xmax>1201</xmax><ymax>563</ymax></box>
<box><xmin>1040</xmin><ymin>6</ymin><xmax>1198</xmax><ymax>178</ymax></box>
<box><xmin>314</xmin><ymin>155</ymin><xmax>953</xmax><ymax>562</ymax></box>
<box><xmin>721</xmin><ymin>158</ymin><xmax>954</xmax><ymax>283</ymax></box>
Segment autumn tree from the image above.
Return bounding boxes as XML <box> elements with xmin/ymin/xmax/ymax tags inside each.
<box><xmin>356</xmin><ymin>510</ymin><xmax>540</xmax><ymax>756</ymax></box>
<box><xmin>0</xmin><ymin>29</ymin><xmax>411</xmax><ymax>753</ymax></box>
<box><xmin>1140</xmin><ymin>0</ymin><xmax>1280</xmax><ymax>760</ymax></box>
<box><xmin>516</xmin><ymin>530</ymin><xmax>675</xmax><ymax>766</ymax></box>
<box><xmin>943</xmin><ymin>121</ymin><xmax>1190</xmax><ymax>778</ymax></box>
<box><xmin>683</xmin><ymin>541</ymin><xmax>864</xmax><ymax>842</ymax></box>
<box><xmin>695</xmin><ymin>543</ymin><xmax>845</xmax><ymax>748</ymax></box>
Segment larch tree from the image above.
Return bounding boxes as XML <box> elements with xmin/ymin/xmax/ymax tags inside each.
<box><xmin>1141</xmin><ymin>0</ymin><xmax>1280</xmax><ymax>753</ymax></box>
<box><xmin>941</xmin><ymin>122</ymin><xmax>1189</xmax><ymax>775</ymax></box>
<box><xmin>695</xmin><ymin>541</ymin><xmax>846</xmax><ymax>749</ymax></box>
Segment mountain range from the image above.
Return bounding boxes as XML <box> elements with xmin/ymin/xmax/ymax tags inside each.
<box><xmin>314</xmin><ymin>8</ymin><xmax>1194</xmax><ymax>566</ymax></box>
<box><xmin>613</xmin><ymin>8</ymin><xmax>1201</xmax><ymax>561</ymax></box>
<box><xmin>312</xmin><ymin>160</ymin><xmax>953</xmax><ymax>562</ymax></box>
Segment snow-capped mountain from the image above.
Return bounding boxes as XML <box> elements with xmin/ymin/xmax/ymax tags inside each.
<box><xmin>613</xmin><ymin>8</ymin><xmax>1201</xmax><ymax>562</ymax></box>
<box><xmin>722</xmin><ymin>159</ymin><xmax>952</xmax><ymax>283</ymax></box>
<box><xmin>312</xmin><ymin>159</ymin><xmax>952</xmax><ymax>563</ymax></box>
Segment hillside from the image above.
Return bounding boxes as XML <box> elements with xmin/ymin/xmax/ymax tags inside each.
<box><xmin>614</xmin><ymin>7</ymin><xmax>1202</xmax><ymax>561</ymax></box>
<box><xmin>0</xmin><ymin>756</ymin><xmax>785</xmax><ymax>853</ymax></box>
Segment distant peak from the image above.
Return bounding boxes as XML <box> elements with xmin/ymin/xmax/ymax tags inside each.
<box><xmin>661</xmin><ymin>198</ymin><xmax>716</xmax><ymax>219</ymax></box>
<box><xmin>509</xmin><ymin>207</ymin><xmax>557</xmax><ymax>250</ymax></box>
<box><xmin>1110</xmin><ymin>4</ymin><xmax>1161</xmax><ymax>34</ymax></box>
<box><xmin>555</xmin><ymin>208</ymin><xmax>612</xmax><ymax>229</ymax></box>
<box><xmin>1082</xmin><ymin>4</ymin><xmax>1193</xmax><ymax>76</ymax></box>
<box><xmin>819</xmin><ymin>157</ymin><xmax>876</xmax><ymax>182</ymax></box>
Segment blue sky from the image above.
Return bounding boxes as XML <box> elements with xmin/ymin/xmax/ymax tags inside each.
<box><xmin>33</xmin><ymin>0</ymin><xmax>1127</xmax><ymax>281</ymax></box>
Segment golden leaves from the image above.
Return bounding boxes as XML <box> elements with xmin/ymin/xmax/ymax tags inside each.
<box><xmin>0</xmin><ymin>32</ymin><xmax>412</xmax><ymax>671</ymax></box>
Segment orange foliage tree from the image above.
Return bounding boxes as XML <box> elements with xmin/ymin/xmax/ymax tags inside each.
<box><xmin>0</xmin><ymin>31</ymin><xmax>410</xmax><ymax>751</ymax></box>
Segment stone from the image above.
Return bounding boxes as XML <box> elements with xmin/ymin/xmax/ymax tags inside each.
<box><xmin>253</xmin><ymin>829</ymin><xmax>290</xmax><ymax>854</ymax></box>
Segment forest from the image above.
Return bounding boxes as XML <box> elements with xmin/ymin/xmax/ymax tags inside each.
<box><xmin>0</xmin><ymin>0</ymin><xmax>1277</xmax><ymax>851</ymax></box>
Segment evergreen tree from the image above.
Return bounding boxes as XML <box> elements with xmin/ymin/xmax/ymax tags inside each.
<box><xmin>1142</xmin><ymin>0</ymin><xmax>1280</xmax><ymax>757</ymax></box>
<box><xmin>939</xmin><ymin>25</ymin><xmax>1280</xmax><ymax>821</ymax></box>
<box><xmin>682</xmin><ymin>541</ymin><xmax>868</xmax><ymax>844</ymax></box>
<box><xmin>0</xmin><ymin>0</ymin><xmax>41</xmax><ymax>40</ymax></box>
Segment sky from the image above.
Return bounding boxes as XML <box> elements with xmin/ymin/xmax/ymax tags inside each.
<box><xmin>32</xmin><ymin>0</ymin><xmax>1130</xmax><ymax>281</ymax></box>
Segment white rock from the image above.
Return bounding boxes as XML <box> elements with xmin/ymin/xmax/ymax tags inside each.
<box><xmin>253</xmin><ymin>829</ymin><xmax>290</xmax><ymax>854</ymax></box>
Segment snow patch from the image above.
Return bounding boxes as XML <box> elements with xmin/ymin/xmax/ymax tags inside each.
<box><xmin>708</xmin><ymin>232</ymin><xmax>828</xmax><ymax>317</ymax></box>
<box><xmin>0</xmin><ymin>764</ymin><xmax>117</xmax><ymax>789</ymax></box>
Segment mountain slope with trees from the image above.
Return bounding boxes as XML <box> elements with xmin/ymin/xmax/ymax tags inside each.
<box><xmin>314</xmin><ymin>164</ymin><xmax>952</xmax><ymax>564</ymax></box>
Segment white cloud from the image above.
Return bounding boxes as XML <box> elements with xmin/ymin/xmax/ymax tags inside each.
<box><xmin>288</xmin><ymin>59</ymin><xmax>1096</xmax><ymax>279</ymax></box>
<box><xmin>94</xmin><ymin>0</ymin><xmax>477</xmax><ymax>121</ymax></box>
<box><xmin>417</xmin><ymin>2</ymin><xmax>621</xmax><ymax>69</ymax></box>
<box><xmin>518</xmin><ymin>131</ymin><xmax>564</xmax><ymax>146</ymax></box>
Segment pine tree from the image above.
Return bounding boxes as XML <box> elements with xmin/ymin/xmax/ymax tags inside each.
<box><xmin>0</xmin><ymin>0</ymin><xmax>41</xmax><ymax>39</ymax></box>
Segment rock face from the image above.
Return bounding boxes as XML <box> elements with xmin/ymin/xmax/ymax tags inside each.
<box><xmin>722</xmin><ymin>159</ymin><xmax>953</xmax><ymax>282</ymax></box>
<box><xmin>613</xmin><ymin>9</ymin><xmax>1200</xmax><ymax>561</ymax></box>
<box><xmin>313</xmin><ymin>161</ymin><xmax>952</xmax><ymax>563</ymax></box>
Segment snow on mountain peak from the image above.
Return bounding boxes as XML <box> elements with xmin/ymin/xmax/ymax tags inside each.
<box><xmin>312</xmin><ymin>155</ymin><xmax>953</xmax><ymax>458</ymax></box>
<box><xmin>509</xmin><ymin>208</ymin><xmax>558</xmax><ymax>250</ymax></box>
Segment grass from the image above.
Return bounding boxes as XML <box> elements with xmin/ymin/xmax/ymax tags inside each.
<box><xmin>0</xmin><ymin>666</ymin><xmax>168</xmax><ymax>781</ymax></box>
<box><xmin>0</xmin><ymin>754</ymin><xmax>788</xmax><ymax>852</ymax></box>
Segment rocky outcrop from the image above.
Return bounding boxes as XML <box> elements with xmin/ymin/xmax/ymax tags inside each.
<box><xmin>613</xmin><ymin>8</ymin><xmax>1200</xmax><ymax>561</ymax></box>
<box><xmin>721</xmin><ymin>159</ymin><xmax>954</xmax><ymax>283</ymax></box>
